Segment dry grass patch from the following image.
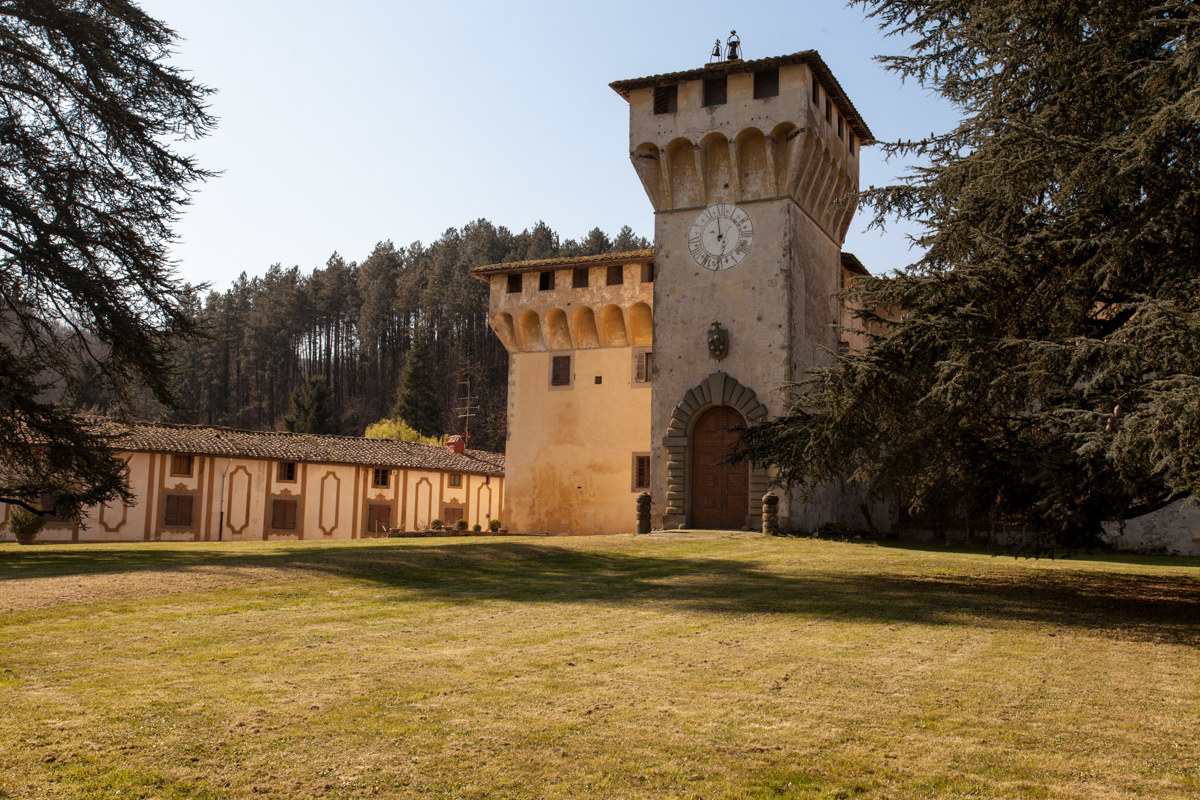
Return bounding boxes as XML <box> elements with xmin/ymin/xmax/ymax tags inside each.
<box><xmin>0</xmin><ymin>535</ymin><xmax>1197</xmax><ymax>799</ymax></box>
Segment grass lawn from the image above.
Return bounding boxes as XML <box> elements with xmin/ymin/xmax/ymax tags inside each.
<box><xmin>1</xmin><ymin>533</ymin><xmax>1197</xmax><ymax>799</ymax></box>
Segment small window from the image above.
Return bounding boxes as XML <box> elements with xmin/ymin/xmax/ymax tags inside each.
<box><xmin>849</xmin><ymin>133</ymin><xmax>856</xmax><ymax>155</ymax></box>
<box><xmin>635</xmin><ymin>351</ymin><xmax>653</xmax><ymax>383</ymax></box>
<box><xmin>632</xmin><ymin>454</ymin><xmax>651</xmax><ymax>491</ymax></box>
<box><xmin>703</xmin><ymin>77</ymin><xmax>727</xmax><ymax>107</ymax></box>
<box><xmin>448</xmin><ymin>473</ymin><xmax>462</xmax><ymax>487</ymax></box>
<box><xmin>606</xmin><ymin>264</ymin><xmax>623</xmax><ymax>286</ymax></box>
<box><xmin>170</xmin><ymin>455</ymin><xmax>193</xmax><ymax>477</ymax></box>
<box><xmin>812</xmin><ymin>76</ymin><xmax>820</xmax><ymax>105</ymax></box>
<box><xmin>278</xmin><ymin>461</ymin><xmax>296</xmax><ymax>482</ymax></box>
<box><xmin>373</xmin><ymin>468</ymin><xmax>389</xmax><ymax>488</ymax></box>
<box><xmin>641</xmin><ymin>262</ymin><xmax>654</xmax><ymax>283</ymax></box>
<box><xmin>826</xmin><ymin>97</ymin><xmax>832</xmax><ymax>124</ymax></box>
<box><xmin>594</xmin><ymin>376</ymin><xmax>602</xmax><ymax>385</ymax></box>
<box><xmin>837</xmin><ymin>116</ymin><xmax>844</xmax><ymax>139</ymax></box>
<box><xmin>507</xmin><ymin>273</ymin><xmax>521</xmax><ymax>294</ymax></box>
<box><xmin>366</xmin><ymin>503</ymin><xmax>391</xmax><ymax>534</ymax></box>
<box><xmin>271</xmin><ymin>498</ymin><xmax>298</xmax><ymax>530</ymax></box>
<box><xmin>653</xmin><ymin>84</ymin><xmax>677</xmax><ymax>114</ymax></box>
<box><xmin>753</xmin><ymin>69</ymin><xmax>779</xmax><ymax>99</ymax></box>
<box><xmin>572</xmin><ymin>267</ymin><xmax>589</xmax><ymax>288</ymax></box>
<box><xmin>539</xmin><ymin>271</ymin><xmax>554</xmax><ymax>291</ymax></box>
<box><xmin>164</xmin><ymin>494</ymin><xmax>194</xmax><ymax>527</ymax></box>
<box><xmin>485</xmin><ymin>475</ymin><xmax>490</xmax><ymax>485</ymax></box>
<box><xmin>551</xmin><ymin>355</ymin><xmax>571</xmax><ymax>387</ymax></box>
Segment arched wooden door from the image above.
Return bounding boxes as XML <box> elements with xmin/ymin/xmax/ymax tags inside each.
<box><xmin>691</xmin><ymin>405</ymin><xmax>749</xmax><ymax>529</ymax></box>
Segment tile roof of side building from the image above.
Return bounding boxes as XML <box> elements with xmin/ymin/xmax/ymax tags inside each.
<box><xmin>80</xmin><ymin>417</ymin><xmax>504</xmax><ymax>476</ymax></box>
<box><xmin>470</xmin><ymin>248</ymin><xmax>655</xmax><ymax>278</ymax></box>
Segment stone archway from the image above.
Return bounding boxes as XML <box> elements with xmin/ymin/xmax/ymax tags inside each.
<box><xmin>661</xmin><ymin>372</ymin><xmax>771</xmax><ymax>529</ymax></box>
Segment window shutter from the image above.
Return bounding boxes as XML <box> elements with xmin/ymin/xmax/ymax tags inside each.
<box><xmin>636</xmin><ymin>456</ymin><xmax>650</xmax><ymax>489</ymax></box>
<box><xmin>636</xmin><ymin>352</ymin><xmax>646</xmax><ymax>382</ymax></box>
<box><xmin>552</xmin><ymin>355</ymin><xmax>571</xmax><ymax>386</ymax></box>
<box><xmin>179</xmin><ymin>496</ymin><xmax>193</xmax><ymax>526</ymax></box>
<box><xmin>165</xmin><ymin>495</ymin><xmax>179</xmax><ymax>526</ymax></box>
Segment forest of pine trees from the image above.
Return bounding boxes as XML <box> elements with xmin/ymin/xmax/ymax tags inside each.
<box><xmin>81</xmin><ymin>220</ymin><xmax>649</xmax><ymax>454</ymax></box>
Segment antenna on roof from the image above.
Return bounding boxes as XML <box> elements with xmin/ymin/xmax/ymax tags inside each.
<box><xmin>455</xmin><ymin>379</ymin><xmax>479</xmax><ymax>439</ymax></box>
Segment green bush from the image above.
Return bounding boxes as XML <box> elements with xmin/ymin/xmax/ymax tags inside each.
<box><xmin>472</xmin><ymin>524</ymin><xmax>482</xmax><ymax>532</ymax></box>
<box><xmin>455</xmin><ymin>519</ymin><xmax>468</xmax><ymax>531</ymax></box>
<box><xmin>430</xmin><ymin>519</ymin><xmax>443</xmax><ymax>530</ymax></box>
<box><xmin>8</xmin><ymin>505</ymin><xmax>45</xmax><ymax>536</ymax></box>
<box><xmin>489</xmin><ymin>519</ymin><xmax>502</xmax><ymax>532</ymax></box>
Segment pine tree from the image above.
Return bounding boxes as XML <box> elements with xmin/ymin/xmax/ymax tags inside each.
<box><xmin>737</xmin><ymin>0</ymin><xmax>1200</xmax><ymax>549</ymax></box>
<box><xmin>393</xmin><ymin>334</ymin><xmax>444</xmax><ymax>439</ymax></box>
<box><xmin>283</xmin><ymin>376</ymin><xmax>336</xmax><ymax>435</ymax></box>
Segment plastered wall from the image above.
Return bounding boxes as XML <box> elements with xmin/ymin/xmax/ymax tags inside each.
<box><xmin>0</xmin><ymin>452</ymin><xmax>503</xmax><ymax>543</ymax></box>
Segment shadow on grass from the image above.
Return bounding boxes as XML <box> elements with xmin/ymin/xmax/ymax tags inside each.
<box><xmin>2</xmin><ymin>539</ymin><xmax>1198</xmax><ymax>645</ymax></box>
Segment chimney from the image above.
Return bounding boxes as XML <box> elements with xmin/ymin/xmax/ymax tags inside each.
<box><xmin>446</xmin><ymin>435</ymin><xmax>466</xmax><ymax>455</ymax></box>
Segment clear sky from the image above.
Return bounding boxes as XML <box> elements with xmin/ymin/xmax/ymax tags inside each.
<box><xmin>136</xmin><ymin>0</ymin><xmax>959</xmax><ymax>291</ymax></box>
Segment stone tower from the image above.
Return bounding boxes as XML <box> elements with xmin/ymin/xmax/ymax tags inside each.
<box><xmin>610</xmin><ymin>50</ymin><xmax>874</xmax><ymax>531</ymax></box>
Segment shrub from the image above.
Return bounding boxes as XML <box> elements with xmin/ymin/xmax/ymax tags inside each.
<box><xmin>489</xmin><ymin>519</ymin><xmax>501</xmax><ymax>532</ymax></box>
<box><xmin>430</xmin><ymin>519</ymin><xmax>443</xmax><ymax>530</ymax></box>
<box><xmin>363</xmin><ymin>417</ymin><xmax>446</xmax><ymax>446</ymax></box>
<box><xmin>455</xmin><ymin>519</ymin><xmax>468</xmax><ymax>531</ymax></box>
<box><xmin>8</xmin><ymin>505</ymin><xmax>45</xmax><ymax>537</ymax></box>
<box><xmin>472</xmin><ymin>524</ymin><xmax>482</xmax><ymax>532</ymax></box>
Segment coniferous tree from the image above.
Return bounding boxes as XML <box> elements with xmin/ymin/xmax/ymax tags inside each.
<box><xmin>737</xmin><ymin>0</ymin><xmax>1200</xmax><ymax>549</ymax></box>
<box><xmin>0</xmin><ymin>1</ymin><xmax>214</xmax><ymax>516</ymax></box>
<box><xmin>283</xmin><ymin>376</ymin><xmax>336</xmax><ymax>435</ymax></box>
<box><xmin>392</xmin><ymin>334</ymin><xmax>443</xmax><ymax>439</ymax></box>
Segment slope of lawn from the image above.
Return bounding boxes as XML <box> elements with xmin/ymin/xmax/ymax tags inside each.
<box><xmin>1</xmin><ymin>533</ymin><xmax>1197</xmax><ymax>799</ymax></box>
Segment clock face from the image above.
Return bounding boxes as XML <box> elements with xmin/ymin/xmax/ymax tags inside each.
<box><xmin>688</xmin><ymin>203</ymin><xmax>754</xmax><ymax>271</ymax></box>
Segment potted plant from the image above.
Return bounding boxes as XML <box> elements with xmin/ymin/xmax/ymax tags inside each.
<box><xmin>9</xmin><ymin>504</ymin><xmax>45</xmax><ymax>546</ymax></box>
<box><xmin>430</xmin><ymin>518</ymin><xmax>443</xmax><ymax>530</ymax></box>
<box><xmin>472</xmin><ymin>523</ymin><xmax>482</xmax><ymax>532</ymax></box>
<box><xmin>455</xmin><ymin>519</ymin><xmax>468</xmax><ymax>531</ymax></box>
<box><xmin>488</xmin><ymin>519</ymin><xmax>502</xmax><ymax>533</ymax></box>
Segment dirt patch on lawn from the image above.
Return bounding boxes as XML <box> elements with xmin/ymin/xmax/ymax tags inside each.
<box><xmin>0</xmin><ymin>564</ymin><xmax>313</xmax><ymax>613</ymax></box>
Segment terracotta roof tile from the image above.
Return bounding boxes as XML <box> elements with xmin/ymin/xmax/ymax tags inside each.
<box><xmin>470</xmin><ymin>248</ymin><xmax>654</xmax><ymax>277</ymax></box>
<box><xmin>81</xmin><ymin>417</ymin><xmax>504</xmax><ymax>476</ymax></box>
<box><xmin>609</xmin><ymin>50</ymin><xmax>874</xmax><ymax>144</ymax></box>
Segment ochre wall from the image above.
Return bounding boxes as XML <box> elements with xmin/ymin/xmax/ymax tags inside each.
<box><xmin>503</xmin><ymin>347</ymin><xmax>652</xmax><ymax>534</ymax></box>
<box><xmin>0</xmin><ymin>452</ymin><xmax>503</xmax><ymax>543</ymax></box>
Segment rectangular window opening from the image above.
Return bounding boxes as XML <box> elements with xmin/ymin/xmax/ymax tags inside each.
<box><xmin>572</xmin><ymin>267</ymin><xmax>589</xmax><ymax>288</ymax></box>
<box><xmin>594</xmin><ymin>376</ymin><xmax>602</xmax><ymax>385</ymax></box>
<box><xmin>635</xmin><ymin>351</ymin><xmax>653</xmax><ymax>384</ymax></box>
<box><xmin>703</xmin><ymin>77</ymin><xmax>727</xmax><ymax>107</ymax></box>
<box><xmin>633</xmin><ymin>455</ymin><xmax>651</xmax><ymax>491</ymax></box>
<box><xmin>653</xmin><ymin>84</ymin><xmax>678</xmax><ymax>115</ymax></box>
<box><xmin>539</xmin><ymin>271</ymin><xmax>554</xmax><ymax>291</ymax></box>
<box><xmin>606</xmin><ymin>264</ymin><xmax>624</xmax><ymax>286</ymax></box>
<box><xmin>849</xmin><ymin>133</ymin><xmax>856</xmax><ymax>154</ymax></box>
<box><xmin>164</xmin><ymin>494</ymin><xmax>194</xmax><ymax>527</ymax></box>
<box><xmin>170</xmin><ymin>454</ymin><xmax>193</xmax><ymax>477</ymax></box>
<box><xmin>278</xmin><ymin>461</ymin><xmax>296</xmax><ymax>482</ymax></box>
<box><xmin>641</xmin><ymin>262</ymin><xmax>654</xmax><ymax>283</ymax></box>
<box><xmin>812</xmin><ymin>76</ymin><xmax>820</xmax><ymax>105</ymax></box>
<box><xmin>506</xmin><ymin>273</ymin><xmax>522</xmax><ymax>294</ymax></box>
<box><xmin>373</xmin><ymin>468</ymin><xmax>389</xmax><ymax>488</ymax></box>
<box><xmin>448</xmin><ymin>473</ymin><xmax>462</xmax><ymax>487</ymax></box>
<box><xmin>551</xmin><ymin>355</ymin><xmax>571</xmax><ymax>387</ymax></box>
<box><xmin>837</xmin><ymin>116</ymin><xmax>844</xmax><ymax>139</ymax></box>
<box><xmin>753</xmin><ymin>69</ymin><xmax>779</xmax><ymax>99</ymax></box>
<box><xmin>826</xmin><ymin>97</ymin><xmax>832</xmax><ymax>124</ymax></box>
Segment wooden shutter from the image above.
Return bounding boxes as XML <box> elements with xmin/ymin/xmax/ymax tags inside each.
<box><xmin>442</xmin><ymin>506</ymin><xmax>464</xmax><ymax>526</ymax></box>
<box><xmin>552</xmin><ymin>355</ymin><xmax>571</xmax><ymax>386</ymax></box>
<box><xmin>171</xmin><ymin>455</ymin><xmax>192</xmax><ymax>476</ymax></box>
<box><xmin>165</xmin><ymin>495</ymin><xmax>193</xmax><ymax>526</ymax></box>
<box><xmin>272</xmin><ymin>499</ymin><xmax>297</xmax><ymax>530</ymax></box>
<box><xmin>367</xmin><ymin>503</ymin><xmax>391</xmax><ymax>533</ymax></box>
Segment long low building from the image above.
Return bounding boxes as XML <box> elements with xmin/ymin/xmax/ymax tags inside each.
<box><xmin>0</xmin><ymin>419</ymin><xmax>505</xmax><ymax>543</ymax></box>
